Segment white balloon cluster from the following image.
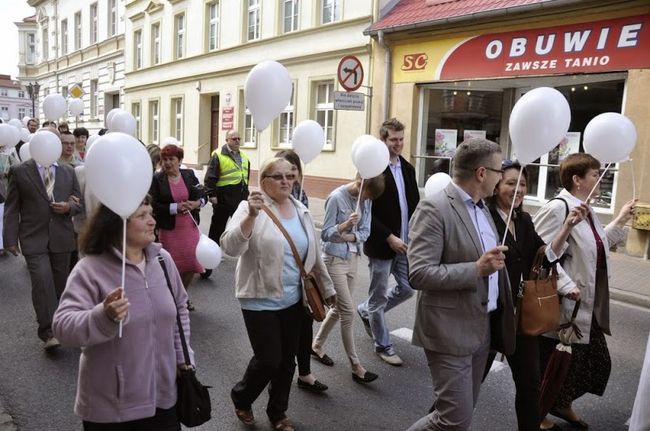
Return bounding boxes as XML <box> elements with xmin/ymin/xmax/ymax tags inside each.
<box><xmin>351</xmin><ymin>135</ymin><xmax>389</xmax><ymax>179</ymax></box>
<box><xmin>104</xmin><ymin>108</ymin><xmax>138</xmax><ymax>137</ymax></box>
<box><xmin>68</xmin><ymin>98</ymin><xmax>84</xmax><ymax>116</ymax></box>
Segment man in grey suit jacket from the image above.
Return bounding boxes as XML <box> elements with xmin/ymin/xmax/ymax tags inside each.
<box><xmin>3</xmin><ymin>158</ymin><xmax>82</xmax><ymax>350</ymax></box>
<box><xmin>406</xmin><ymin>139</ymin><xmax>515</xmax><ymax>431</ymax></box>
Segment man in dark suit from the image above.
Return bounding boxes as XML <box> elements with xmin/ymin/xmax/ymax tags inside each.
<box><xmin>3</xmin><ymin>155</ymin><xmax>82</xmax><ymax>351</ymax></box>
<box><xmin>406</xmin><ymin>139</ymin><xmax>515</xmax><ymax>430</ymax></box>
<box><xmin>357</xmin><ymin>118</ymin><xmax>420</xmax><ymax>366</ymax></box>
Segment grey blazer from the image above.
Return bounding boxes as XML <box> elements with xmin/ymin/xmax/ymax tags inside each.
<box><xmin>3</xmin><ymin>159</ymin><xmax>82</xmax><ymax>255</ymax></box>
<box><xmin>408</xmin><ymin>183</ymin><xmax>515</xmax><ymax>356</ymax></box>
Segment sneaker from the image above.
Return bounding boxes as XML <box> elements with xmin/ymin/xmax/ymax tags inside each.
<box><xmin>357</xmin><ymin>308</ymin><xmax>372</xmax><ymax>338</ymax></box>
<box><xmin>44</xmin><ymin>337</ymin><xmax>61</xmax><ymax>351</ymax></box>
<box><xmin>376</xmin><ymin>351</ymin><xmax>403</xmax><ymax>366</ymax></box>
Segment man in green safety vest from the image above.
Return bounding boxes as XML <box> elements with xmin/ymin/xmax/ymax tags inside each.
<box><xmin>202</xmin><ymin>130</ymin><xmax>250</xmax><ymax>278</ymax></box>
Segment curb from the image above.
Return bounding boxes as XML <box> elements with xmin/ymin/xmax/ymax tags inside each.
<box><xmin>610</xmin><ymin>288</ymin><xmax>650</xmax><ymax>309</ymax></box>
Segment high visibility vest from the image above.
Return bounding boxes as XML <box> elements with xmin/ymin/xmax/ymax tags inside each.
<box><xmin>214</xmin><ymin>151</ymin><xmax>249</xmax><ymax>187</ymax></box>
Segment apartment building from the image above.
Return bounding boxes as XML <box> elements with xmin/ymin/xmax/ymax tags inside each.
<box><xmin>0</xmin><ymin>75</ymin><xmax>33</xmax><ymax>122</ymax></box>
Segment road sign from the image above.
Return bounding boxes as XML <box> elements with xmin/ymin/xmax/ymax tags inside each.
<box><xmin>69</xmin><ymin>83</ymin><xmax>84</xmax><ymax>99</ymax></box>
<box><xmin>334</xmin><ymin>91</ymin><xmax>365</xmax><ymax>111</ymax></box>
<box><xmin>337</xmin><ymin>55</ymin><xmax>364</xmax><ymax>92</ymax></box>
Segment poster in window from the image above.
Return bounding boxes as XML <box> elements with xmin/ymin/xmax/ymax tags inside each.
<box><xmin>434</xmin><ymin>129</ymin><xmax>457</xmax><ymax>157</ymax></box>
<box><xmin>558</xmin><ymin>132</ymin><xmax>581</xmax><ymax>161</ymax></box>
<box><xmin>463</xmin><ymin>130</ymin><xmax>486</xmax><ymax>141</ymax></box>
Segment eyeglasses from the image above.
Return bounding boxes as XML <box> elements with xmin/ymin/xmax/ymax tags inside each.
<box><xmin>228</xmin><ymin>137</ymin><xmax>241</xmax><ymax>142</ymax></box>
<box><xmin>264</xmin><ymin>173</ymin><xmax>296</xmax><ymax>182</ymax></box>
<box><xmin>483</xmin><ymin>166</ymin><xmax>504</xmax><ymax>175</ymax></box>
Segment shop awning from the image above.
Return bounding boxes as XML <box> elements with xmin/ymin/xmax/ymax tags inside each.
<box><xmin>365</xmin><ymin>0</ymin><xmax>571</xmax><ymax>35</ymax></box>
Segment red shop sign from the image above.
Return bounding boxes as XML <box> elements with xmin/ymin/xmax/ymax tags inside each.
<box><xmin>221</xmin><ymin>106</ymin><xmax>234</xmax><ymax>131</ymax></box>
<box><xmin>437</xmin><ymin>14</ymin><xmax>650</xmax><ymax>80</ymax></box>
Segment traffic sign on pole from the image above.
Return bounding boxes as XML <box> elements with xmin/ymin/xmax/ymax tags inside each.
<box><xmin>337</xmin><ymin>55</ymin><xmax>364</xmax><ymax>92</ymax></box>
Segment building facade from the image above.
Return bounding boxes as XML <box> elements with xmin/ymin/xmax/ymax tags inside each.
<box><xmin>0</xmin><ymin>75</ymin><xmax>33</xmax><ymax>122</ymax></box>
<box><xmin>18</xmin><ymin>0</ymin><xmax>126</xmax><ymax>134</ymax></box>
<box><xmin>367</xmin><ymin>0</ymin><xmax>650</xmax><ymax>256</ymax></box>
<box><xmin>124</xmin><ymin>0</ymin><xmax>375</xmax><ymax>193</ymax></box>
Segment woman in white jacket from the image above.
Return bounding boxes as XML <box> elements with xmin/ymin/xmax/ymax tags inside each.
<box><xmin>533</xmin><ymin>153</ymin><xmax>636</xmax><ymax>430</ymax></box>
<box><xmin>220</xmin><ymin>158</ymin><xmax>336</xmax><ymax>431</ymax></box>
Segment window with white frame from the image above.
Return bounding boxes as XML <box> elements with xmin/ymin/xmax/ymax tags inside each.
<box><xmin>0</xmin><ymin>107</ymin><xmax>8</xmax><ymax>121</ymax></box>
<box><xmin>321</xmin><ymin>0</ymin><xmax>340</xmax><ymax>24</ymax></box>
<box><xmin>315</xmin><ymin>81</ymin><xmax>335</xmax><ymax>149</ymax></box>
<box><xmin>74</xmin><ymin>11</ymin><xmax>82</xmax><ymax>50</ymax></box>
<box><xmin>149</xmin><ymin>100</ymin><xmax>159</xmax><ymax>145</ymax></box>
<box><xmin>134</xmin><ymin>30</ymin><xmax>142</xmax><ymax>69</ymax></box>
<box><xmin>174</xmin><ymin>14</ymin><xmax>185</xmax><ymax>59</ymax></box>
<box><xmin>277</xmin><ymin>83</ymin><xmax>295</xmax><ymax>148</ymax></box>
<box><xmin>0</xmin><ymin>89</ymin><xmax>7</xmax><ymax>97</ymax></box>
<box><xmin>61</xmin><ymin>19</ymin><xmax>68</xmax><ymax>54</ymax></box>
<box><xmin>151</xmin><ymin>22</ymin><xmax>161</xmax><ymax>65</ymax></box>
<box><xmin>61</xmin><ymin>86</ymin><xmax>68</xmax><ymax>99</ymax></box>
<box><xmin>207</xmin><ymin>1</ymin><xmax>219</xmax><ymax>51</ymax></box>
<box><xmin>18</xmin><ymin>91</ymin><xmax>25</xmax><ymax>98</ymax></box>
<box><xmin>108</xmin><ymin>0</ymin><xmax>117</xmax><ymax>37</ymax></box>
<box><xmin>240</xmin><ymin>90</ymin><xmax>256</xmax><ymax>148</ymax></box>
<box><xmin>90</xmin><ymin>3</ymin><xmax>98</xmax><ymax>44</ymax></box>
<box><xmin>90</xmin><ymin>79</ymin><xmax>98</xmax><ymax>117</ymax></box>
<box><xmin>18</xmin><ymin>107</ymin><xmax>26</xmax><ymax>119</ymax></box>
<box><xmin>42</xmin><ymin>22</ymin><xmax>49</xmax><ymax>60</ymax></box>
<box><xmin>27</xmin><ymin>32</ymin><xmax>36</xmax><ymax>64</ymax></box>
<box><xmin>131</xmin><ymin>102</ymin><xmax>141</xmax><ymax>139</ymax></box>
<box><xmin>171</xmin><ymin>98</ymin><xmax>183</xmax><ymax>142</ymax></box>
<box><xmin>282</xmin><ymin>0</ymin><xmax>298</xmax><ymax>33</ymax></box>
<box><xmin>247</xmin><ymin>0</ymin><xmax>260</xmax><ymax>42</ymax></box>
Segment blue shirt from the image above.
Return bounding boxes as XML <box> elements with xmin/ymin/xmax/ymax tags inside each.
<box><xmin>389</xmin><ymin>158</ymin><xmax>409</xmax><ymax>243</ymax></box>
<box><xmin>451</xmin><ymin>182</ymin><xmax>499</xmax><ymax>312</ymax></box>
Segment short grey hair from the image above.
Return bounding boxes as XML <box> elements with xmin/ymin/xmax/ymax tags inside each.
<box><xmin>452</xmin><ymin>138</ymin><xmax>502</xmax><ymax>180</ymax></box>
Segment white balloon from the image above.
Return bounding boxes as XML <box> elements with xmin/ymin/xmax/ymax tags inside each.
<box><xmin>85</xmin><ymin>133</ymin><xmax>153</xmax><ymax>218</ymax></box>
<box><xmin>69</xmin><ymin>98</ymin><xmax>84</xmax><ymax>116</ymax></box>
<box><xmin>105</xmin><ymin>108</ymin><xmax>123</xmax><ymax>129</ymax></box>
<box><xmin>20</xmin><ymin>128</ymin><xmax>30</xmax><ymax>142</ymax></box>
<box><xmin>22</xmin><ymin>116</ymin><xmax>31</xmax><ymax>127</ymax></box>
<box><xmin>85</xmin><ymin>134</ymin><xmax>100</xmax><ymax>155</ymax></box>
<box><xmin>353</xmin><ymin>136</ymin><xmax>389</xmax><ymax>179</ymax></box>
<box><xmin>19</xmin><ymin>142</ymin><xmax>31</xmax><ymax>161</ymax></box>
<box><xmin>0</xmin><ymin>124</ymin><xmax>20</xmax><ymax>148</ymax></box>
<box><xmin>8</xmin><ymin>119</ymin><xmax>23</xmax><ymax>130</ymax></box>
<box><xmin>42</xmin><ymin>94</ymin><xmax>66</xmax><ymax>121</ymax></box>
<box><xmin>583</xmin><ymin>113</ymin><xmax>637</xmax><ymax>164</ymax></box>
<box><xmin>509</xmin><ymin>87</ymin><xmax>571</xmax><ymax>164</ymax></box>
<box><xmin>424</xmin><ymin>172</ymin><xmax>452</xmax><ymax>198</ymax></box>
<box><xmin>109</xmin><ymin>110</ymin><xmax>137</xmax><ymax>136</ymax></box>
<box><xmin>351</xmin><ymin>135</ymin><xmax>377</xmax><ymax>163</ymax></box>
<box><xmin>30</xmin><ymin>130</ymin><xmax>62</xmax><ymax>166</ymax></box>
<box><xmin>292</xmin><ymin>120</ymin><xmax>324</xmax><ymax>164</ymax></box>
<box><xmin>195</xmin><ymin>234</ymin><xmax>222</xmax><ymax>269</ymax></box>
<box><xmin>161</xmin><ymin>136</ymin><xmax>180</xmax><ymax>147</ymax></box>
<box><xmin>244</xmin><ymin>61</ymin><xmax>292</xmax><ymax>132</ymax></box>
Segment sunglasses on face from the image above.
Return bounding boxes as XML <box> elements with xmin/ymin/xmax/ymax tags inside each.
<box><xmin>264</xmin><ymin>173</ymin><xmax>296</xmax><ymax>182</ymax></box>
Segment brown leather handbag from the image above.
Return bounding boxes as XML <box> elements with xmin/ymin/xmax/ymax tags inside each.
<box><xmin>516</xmin><ymin>246</ymin><xmax>561</xmax><ymax>336</ymax></box>
<box><xmin>261</xmin><ymin>205</ymin><xmax>328</xmax><ymax>321</ymax></box>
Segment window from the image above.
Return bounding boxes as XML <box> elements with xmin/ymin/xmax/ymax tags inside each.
<box><xmin>61</xmin><ymin>19</ymin><xmax>68</xmax><ymax>55</ymax></box>
<box><xmin>151</xmin><ymin>23</ymin><xmax>161</xmax><ymax>65</ymax></box>
<box><xmin>240</xmin><ymin>90</ymin><xmax>256</xmax><ymax>148</ymax></box>
<box><xmin>133</xmin><ymin>30</ymin><xmax>142</xmax><ymax>69</ymax></box>
<box><xmin>0</xmin><ymin>89</ymin><xmax>7</xmax><ymax>97</ymax></box>
<box><xmin>0</xmin><ymin>107</ymin><xmax>8</xmax><ymax>121</ymax></box>
<box><xmin>18</xmin><ymin>91</ymin><xmax>25</xmax><ymax>98</ymax></box>
<box><xmin>277</xmin><ymin>83</ymin><xmax>295</xmax><ymax>148</ymax></box>
<box><xmin>282</xmin><ymin>0</ymin><xmax>298</xmax><ymax>33</ymax></box>
<box><xmin>174</xmin><ymin>14</ymin><xmax>185</xmax><ymax>59</ymax></box>
<box><xmin>131</xmin><ymin>102</ymin><xmax>141</xmax><ymax>139</ymax></box>
<box><xmin>171</xmin><ymin>98</ymin><xmax>183</xmax><ymax>142</ymax></box>
<box><xmin>61</xmin><ymin>86</ymin><xmax>68</xmax><ymax>99</ymax></box>
<box><xmin>314</xmin><ymin>81</ymin><xmax>335</xmax><ymax>149</ymax></box>
<box><xmin>149</xmin><ymin>100</ymin><xmax>159</xmax><ymax>145</ymax></box>
<box><xmin>247</xmin><ymin>0</ymin><xmax>260</xmax><ymax>42</ymax></box>
<box><xmin>90</xmin><ymin>79</ymin><xmax>98</xmax><ymax>117</ymax></box>
<box><xmin>321</xmin><ymin>0</ymin><xmax>340</xmax><ymax>24</ymax></box>
<box><xmin>108</xmin><ymin>0</ymin><xmax>117</xmax><ymax>37</ymax></box>
<box><xmin>90</xmin><ymin>3</ymin><xmax>98</xmax><ymax>44</ymax></box>
<box><xmin>18</xmin><ymin>107</ymin><xmax>26</xmax><ymax>119</ymax></box>
<box><xmin>42</xmin><ymin>22</ymin><xmax>49</xmax><ymax>60</ymax></box>
<box><xmin>74</xmin><ymin>11</ymin><xmax>82</xmax><ymax>50</ymax></box>
<box><xmin>207</xmin><ymin>2</ymin><xmax>219</xmax><ymax>51</ymax></box>
<box><xmin>26</xmin><ymin>32</ymin><xmax>36</xmax><ymax>64</ymax></box>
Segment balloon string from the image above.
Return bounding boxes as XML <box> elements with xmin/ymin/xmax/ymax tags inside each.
<box><xmin>630</xmin><ymin>159</ymin><xmax>637</xmax><ymax>201</ymax></box>
<box><xmin>500</xmin><ymin>166</ymin><xmax>523</xmax><ymax>247</ymax></box>
<box><xmin>585</xmin><ymin>163</ymin><xmax>611</xmax><ymax>204</ymax></box>
<box><xmin>299</xmin><ymin>167</ymin><xmax>305</xmax><ymax>204</ymax></box>
<box><xmin>119</xmin><ymin>218</ymin><xmax>126</xmax><ymax>339</ymax></box>
<box><xmin>355</xmin><ymin>177</ymin><xmax>365</xmax><ymax>215</ymax></box>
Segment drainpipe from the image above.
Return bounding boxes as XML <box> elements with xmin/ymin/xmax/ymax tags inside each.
<box><xmin>378</xmin><ymin>30</ymin><xmax>390</xmax><ymax>122</ymax></box>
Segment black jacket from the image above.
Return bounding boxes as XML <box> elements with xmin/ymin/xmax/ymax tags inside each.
<box><xmin>363</xmin><ymin>156</ymin><xmax>420</xmax><ymax>259</ymax></box>
<box><xmin>150</xmin><ymin>169</ymin><xmax>204</xmax><ymax>230</ymax></box>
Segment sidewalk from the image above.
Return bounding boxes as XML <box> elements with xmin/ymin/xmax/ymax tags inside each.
<box><xmin>0</xmin><ymin>400</ymin><xmax>16</xmax><ymax>431</ymax></box>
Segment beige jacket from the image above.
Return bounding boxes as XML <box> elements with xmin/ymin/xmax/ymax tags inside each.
<box><xmin>220</xmin><ymin>194</ymin><xmax>335</xmax><ymax>305</ymax></box>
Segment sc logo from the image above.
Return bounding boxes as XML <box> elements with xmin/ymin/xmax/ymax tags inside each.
<box><xmin>401</xmin><ymin>53</ymin><xmax>428</xmax><ymax>71</ymax></box>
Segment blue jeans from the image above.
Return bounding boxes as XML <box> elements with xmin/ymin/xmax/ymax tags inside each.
<box><xmin>358</xmin><ymin>254</ymin><xmax>414</xmax><ymax>353</ymax></box>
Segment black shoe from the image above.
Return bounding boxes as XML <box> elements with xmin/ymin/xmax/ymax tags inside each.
<box><xmin>549</xmin><ymin>408</ymin><xmax>588</xmax><ymax>429</ymax></box>
<box><xmin>352</xmin><ymin>371</ymin><xmax>378</xmax><ymax>384</ymax></box>
<box><xmin>310</xmin><ymin>349</ymin><xmax>334</xmax><ymax>366</ymax></box>
<box><xmin>200</xmin><ymin>269</ymin><xmax>212</xmax><ymax>279</ymax></box>
<box><xmin>539</xmin><ymin>425</ymin><xmax>561</xmax><ymax>431</ymax></box>
<box><xmin>357</xmin><ymin>308</ymin><xmax>372</xmax><ymax>338</ymax></box>
<box><xmin>187</xmin><ymin>300</ymin><xmax>195</xmax><ymax>311</ymax></box>
<box><xmin>297</xmin><ymin>378</ymin><xmax>328</xmax><ymax>392</ymax></box>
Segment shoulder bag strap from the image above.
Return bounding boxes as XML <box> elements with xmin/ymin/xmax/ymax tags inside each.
<box><xmin>158</xmin><ymin>255</ymin><xmax>192</xmax><ymax>366</ymax></box>
<box><xmin>261</xmin><ymin>205</ymin><xmax>308</xmax><ymax>279</ymax></box>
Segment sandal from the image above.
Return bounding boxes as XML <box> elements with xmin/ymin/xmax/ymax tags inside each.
<box><xmin>235</xmin><ymin>408</ymin><xmax>255</xmax><ymax>425</ymax></box>
<box><xmin>549</xmin><ymin>408</ymin><xmax>588</xmax><ymax>430</ymax></box>
<box><xmin>272</xmin><ymin>417</ymin><xmax>295</xmax><ymax>431</ymax></box>
<box><xmin>310</xmin><ymin>348</ymin><xmax>334</xmax><ymax>366</ymax></box>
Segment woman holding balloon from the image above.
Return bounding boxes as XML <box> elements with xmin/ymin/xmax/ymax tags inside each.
<box><xmin>533</xmin><ymin>153</ymin><xmax>636</xmax><ymax>429</ymax></box>
<box><xmin>150</xmin><ymin>144</ymin><xmax>205</xmax><ymax>310</ymax></box>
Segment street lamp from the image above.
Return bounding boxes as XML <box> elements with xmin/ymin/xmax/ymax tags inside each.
<box><xmin>26</xmin><ymin>82</ymin><xmax>40</xmax><ymax>118</ymax></box>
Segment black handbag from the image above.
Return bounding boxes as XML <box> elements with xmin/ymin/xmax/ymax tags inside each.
<box><xmin>158</xmin><ymin>256</ymin><xmax>212</xmax><ymax>427</ymax></box>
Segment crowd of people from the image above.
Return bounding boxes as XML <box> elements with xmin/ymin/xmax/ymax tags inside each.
<box><xmin>0</xmin><ymin>116</ymin><xmax>643</xmax><ymax>431</ymax></box>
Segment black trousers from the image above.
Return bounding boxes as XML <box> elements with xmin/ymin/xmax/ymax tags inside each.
<box><xmin>208</xmin><ymin>203</ymin><xmax>237</xmax><ymax>244</ymax></box>
<box><xmin>297</xmin><ymin>310</ymin><xmax>313</xmax><ymax>376</ymax></box>
<box><xmin>231</xmin><ymin>302</ymin><xmax>302</xmax><ymax>423</ymax></box>
<box><xmin>82</xmin><ymin>406</ymin><xmax>180</xmax><ymax>431</ymax></box>
<box><xmin>507</xmin><ymin>334</ymin><xmax>542</xmax><ymax>431</ymax></box>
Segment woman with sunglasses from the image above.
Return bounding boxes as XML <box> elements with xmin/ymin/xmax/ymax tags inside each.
<box><xmin>221</xmin><ymin>157</ymin><xmax>336</xmax><ymax>431</ymax></box>
<box><xmin>487</xmin><ymin>160</ymin><xmax>587</xmax><ymax>431</ymax></box>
